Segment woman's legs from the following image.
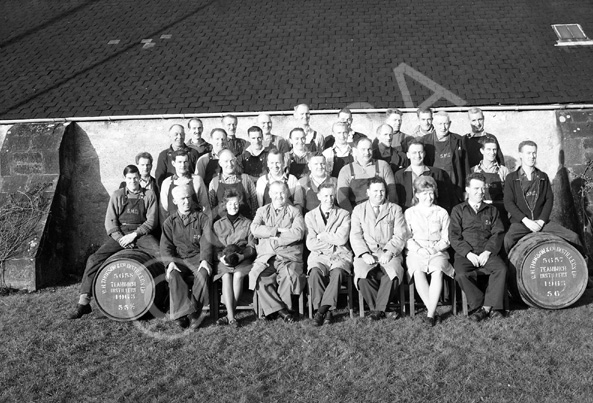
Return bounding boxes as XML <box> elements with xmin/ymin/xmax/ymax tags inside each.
<box><xmin>232</xmin><ymin>273</ymin><xmax>246</xmax><ymax>310</ymax></box>
<box><xmin>221</xmin><ymin>273</ymin><xmax>235</xmax><ymax>322</ymax></box>
<box><xmin>426</xmin><ymin>271</ymin><xmax>443</xmax><ymax>318</ymax></box>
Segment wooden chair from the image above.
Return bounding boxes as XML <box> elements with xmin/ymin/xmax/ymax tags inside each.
<box><xmin>307</xmin><ymin>274</ymin><xmax>355</xmax><ymax>319</ymax></box>
<box><xmin>407</xmin><ymin>275</ymin><xmax>457</xmax><ymax>318</ymax></box>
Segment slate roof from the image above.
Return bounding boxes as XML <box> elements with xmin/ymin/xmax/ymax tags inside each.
<box><xmin>1</xmin><ymin>0</ymin><xmax>593</xmax><ymax>120</ymax></box>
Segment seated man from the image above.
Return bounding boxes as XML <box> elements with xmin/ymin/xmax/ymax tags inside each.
<box><xmin>503</xmin><ymin>140</ymin><xmax>582</xmax><ymax>253</ymax></box>
<box><xmin>67</xmin><ymin>165</ymin><xmax>160</xmax><ymax>319</ymax></box>
<box><xmin>450</xmin><ymin>173</ymin><xmax>507</xmax><ymax>321</ymax></box>
<box><xmin>394</xmin><ymin>140</ymin><xmax>452</xmax><ymax>212</ymax></box>
<box><xmin>155</xmin><ymin>124</ymin><xmax>200</xmax><ymax>188</ymax></box>
<box><xmin>222</xmin><ymin>114</ymin><xmax>248</xmax><ymax>157</ymax></box>
<box><xmin>195</xmin><ymin>128</ymin><xmax>228</xmax><ymax>188</ymax></box>
<box><xmin>237</xmin><ymin>125</ymin><xmax>269</xmax><ymax>183</ymax></box>
<box><xmin>256</xmin><ymin>149</ymin><xmax>304</xmax><ymax>210</ymax></box>
<box><xmin>337</xmin><ymin>136</ymin><xmax>396</xmax><ymax>213</ymax></box>
<box><xmin>286</xmin><ymin>127</ymin><xmax>312</xmax><ymax>180</ymax></box>
<box><xmin>472</xmin><ymin>135</ymin><xmax>510</xmax><ymax>227</ymax></box>
<box><xmin>465</xmin><ymin>108</ymin><xmax>505</xmax><ymax>168</ymax></box>
<box><xmin>258</xmin><ymin>113</ymin><xmax>290</xmax><ymax>154</ymax></box>
<box><xmin>298</xmin><ymin>154</ymin><xmax>337</xmax><ymax>213</ymax></box>
<box><xmin>305</xmin><ymin>182</ymin><xmax>353</xmax><ymax>326</ymax></box>
<box><xmin>322</xmin><ymin>122</ymin><xmax>354</xmax><ymax>178</ymax></box>
<box><xmin>119</xmin><ymin>152</ymin><xmax>158</xmax><ymax>194</ymax></box>
<box><xmin>324</xmin><ymin>107</ymin><xmax>365</xmax><ymax>149</ymax></box>
<box><xmin>294</xmin><ymin>103</ymin><xmax>324</xmax><ymax>153</ymax></box>
<box><xmin>186</xmin><ymin>118</ymin><xmax>212</xmax><ymax>159</ymax></box>
<box><xmin>161</xmin><ymin>185</ymin><xmax>213</xmax><ymax>329</ymax></box>
<box><xmin>372</xmin><ymin>124</ymin><xmax>408</xmax><ymax>174</ymax></box>
<box><xmin>350</xmin><ymin>177</ymin><xmax>408</xmax><ymax>320</ymax></box>
<box><xmin>249</xmin><ymin>181</ymin><xmax>306</xmax><ymax>322</ymax></box>
<box><xmin>160</xmin><ymin>150</ymin><xmax>210</xmax><ymax>220</ymax></box>
<box><xmin>209</xmin><ymin>149</ymin><xmax>258</xmax><ymax>220</ymax></box>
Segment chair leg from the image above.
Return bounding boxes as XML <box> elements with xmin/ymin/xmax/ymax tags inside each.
<box><xmin>451</xmin><ymin>277</ymin><xmax>457</xmax><ymax>315</ymax></box>
<box><xmin>212</xmin><ymin>280</ymin><xmax>219</xmax><ymax>321</ymax></box>
<box><xmin>308</xmin><ymin>282</ymin><xmax>313</xmax><ymax>319</ymax></box>
<box><xmin>299</xmin><ymin>291</ymin><xmax>304</xmax><ymax>316</ymax></box>
<box><xmin>399</xmin><ymin>281</ymin><xmax>405</xmax><ymax>317</ymax></box>
<box><xmin>347</xmin><ymin>275</ymin><xmax>354</xmax><ymax>319</ymax></box>
<box><xmin>409</xmin><ymin>282</ymin><xmax>415</xmax><ymax>318</ymax></box>
<box><xmin>358</xmin><ymin>288</ymin><xmax>365</xmax><ymax>318</ymax></box>
<box><xmin>461</xmin><ymin>286</ymin><xmax>468</xmax><ymax>316</ymax></box>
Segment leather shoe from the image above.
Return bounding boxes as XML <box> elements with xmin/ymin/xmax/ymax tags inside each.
<box><xmin>278</xmin><ymin>309</ymin><xmax>295</xmax><ymax>323</ymax></box>
<box><xmin>313</xmin><ymin>311</ymin><xmax>325</xmax><ymax>327</ymax></box>
<box><xmin>174</xmin><ymin>316</ymin><xmax>189</xmax><ymax>328</ymax></box>
<box><xmin>469</xmin><ymin>307</ymin><xmax>489</xmax><ymax>322</ymax></box>
<box><xmin>490</xmin><ymin>310</ymin><xmax>505</xmax><ymax>319</ymax></box>
<box><xmin>188</xmin><ymin>312</ymin><xmax>202</xmax><ymax>330</ymax></box>
<box><xmin>422</xmin><ymin>315</ymin><xmax>436</xmax><ymax>327</ymax></box>
<box><xmin>323</xmin><ymin>311</ymin><xmax>333</xmax><ymax>325</ymax></box>
<box><xmin>67</xmin><ymin>304</ymin><xmax>92</xmax><ymax>320</ymax></box>
<box><xmin>369</xmin><ymin>311</ymin><xmax>386</xmax><ymax>321</ymax></box>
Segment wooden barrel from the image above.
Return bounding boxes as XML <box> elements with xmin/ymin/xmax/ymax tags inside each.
<box><xmin>508</xmin><ymin>233</ymin><xmax>587</xmax><ymax>309</ymax></box>
<box><xmin>93</xmin><ymin>250</ymin><xmax>167</xmax><ymax>321</ymax></box>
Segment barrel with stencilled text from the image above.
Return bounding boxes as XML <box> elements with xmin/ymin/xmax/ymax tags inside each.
<box><xmin>93</xmin><ymin>250</ymin><xmax>167</xmax><ymax>321</ymax></box>
<box><xmin>508</xmin><ymin>233</ymin><xmax>587</xmax><ymax>309</ymax></box>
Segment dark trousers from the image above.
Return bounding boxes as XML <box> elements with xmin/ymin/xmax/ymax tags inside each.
<box><xmin>80</xmin><ymin>235</ymin><xmax>160</xmax><ymax>296</ymax></box>
<box><xmin>504</xmin><ymin>221</ymin><xmax>583</xmax><ymax>254</ymax></box>
<box><xmin>309</xmin><ymin>267</ymin><xmax>345</xmax><ymax>311</ymax></box>
<box><xmin>167</xmin><ymin>261</ymin><xmax>209</xmax><ymax>320</ymax></box>
<box><xmin>358</xmin><ymin>266</ymin><xmax>398</xmax><ymax>312</ymax></box>
<box><xmin>454</xmin><ymin>254</ymin><xmax>507</xmax><ymax>311</ymax></box>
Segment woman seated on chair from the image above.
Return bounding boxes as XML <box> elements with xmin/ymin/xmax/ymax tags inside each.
<box><xmin>212</xmin><ymin>188</ymin><xmax>256</xmax><ymax>327</ymax></box>
<box><xmin>404</xmin><ymin>176</ymin><xmax>454</xmax><ymax>326</ymax></box>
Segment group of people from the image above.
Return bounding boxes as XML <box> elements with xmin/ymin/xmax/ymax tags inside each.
<box><xmin>67</xmin><ymin>104</ymin><xmax>583</xmax><ymax>329</ymax></box>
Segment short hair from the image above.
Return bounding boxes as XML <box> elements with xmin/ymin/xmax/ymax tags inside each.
<box><xmin>433</xmin><ymin>111</ymin><xmax>450</xmax><ymax>120</ymax></box>
<box><xmin>307</xmin><ymin>153</ymin><xmax>326</xmax><ymax>164</ymax></box>
<box><xmin>317</xmin><ymin>181</ymin><xmax>336</xmax><ymax>194</ymax></box>
<box><xmin>386</xmin><ymin>108</ymin><xmax>403</xmax><ymax>117</ymax></box>
<box><xmin>332</xmin><ymin>121</ymin><xmax>349</xmax><ymax>132</ymax></box>
<box><xmin>338</xmin><ymin>107</ymin><xmax>352</xmax><ymax>116</ymax></box>
<box><xmin>269</xmin><ymin>180</ymin><xmax>289</xmax><ymax>193</ymax></box>
<box><xmin>217</xmin><ymin>148</ymin><xmax>235</xmax><ymax>160</ymax></box>
<box><xmin>267</xmin><ymin>149</ymin><xmax>285</xmax><ymax>164</ymax></box>
<box><xmin>466</xmin><ymin>172</ymin><xmax>486</xmax><ymax>186</ymax></box>
<box><xmin>376</xmin><ymin>124</ymin><xmax>393</xmax><ymax>135</ymax></box>
<box><xmin>412</xmin><ymin>176</ymin><xmax>438</xmax><ymax>205</ymax></box>
<box><xmin>247</xmin><ymin>126</ymin><xmax>263</xmax><ymax>136</ymax></box>
<box><xmin>187</xmin><ymin>118</ymin><xmax>203</xmax><ymax>128</ymax></box>
<box><xmin>407</xmin><ymin>139</ymin><xmax>425</xmax><ymax>150</ymax></box>
<box><xmin>222</xmin><ymin>114</ymin><xmax>237</xmax><ymax>122</ymax></box>
<box><xmin>368</xmin><ymin>176</ymin><xmax>387</xmax><ymax>189</ymax></box>
<box><xmin>219</xmin><ymin>188</ymin><xmax>244</xmax><ymax>210</ymax></box>
<box><xmin>135</xmin><ymin>152</ymin><xmax>153</xmax><ymax>164</ymax></box>
<box><xmin>416</xmin><ymin>107</ymin><xmax>433</xmax><ymax>117</ymax></box>
<box><xmin>171</xmin><ymin>185</ymin><xmax>192</xmax><ymax>200</ymax></box>
<box><xmin>123</xmin><ymin>165</ymin><xmax>140</xmax><ymax>176</ymax></box>
<box><xmin>518</xmin><ymin>140</ymin><xmax>538</xmax><ymax>152</ymax></box>
<box><xmin>294</xmin><ymin>103</ymin><xmax>309</xmax><ymax>111</ymax></box>
<box><xmin>479</xmin><ymin>135</ymin><xmax>498</xmax><ymax>149</ymax></box>
<box><xmin>289</xmin><ymin>127</ymin><xmax>306</xmax><ymax>139</ymax></box>
<box><xmin>355</xmin><ymin>136</ymin><xmax>372</xmax><ymax>148</ymax></box>
<box><xmin>169</xmin><ymin>124</ymin><xmax>184</xmax><ymax>132</ymax></box>
<box><xmin>210</xmin><ymin>128</ymin><xmax>228</xmax><ymax>138</ymax></box>
<box><xmin>171</xmin><ymin>149</ymin><xmax>189</xmax><ymax>162</ymax></box>
<box><xmin>468</xmin><ymin>107</ymin><xmax>482</xmax><ymax>115</ymax></box>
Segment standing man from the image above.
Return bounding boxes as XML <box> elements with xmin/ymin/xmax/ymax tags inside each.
<box><xmin>286</xmin><ymin>127</ymin><xmax>312</xmax><ymax>180</ymax></box>
<box><xmin>195</xmin><ymin>128</ymin><xmax>228</xmax><ymax>188</ymax></box>
<box><xmin>465</xmin><ymin>108</ymin><xmax>505</xmax><ymax>168</ymax></box>
<box><xmin>186</xmin><ymin>118</ymin><xmax>212</xmax><ymax>159</ymax></box>
<box><xmin>450</xmin><ymin>173</ymin><xmax>507</xmax><ymax>321</ymax></box>
<box><xmin>472</xmin><ymin>136</ymin><xmax>510</xmax><ymax>227</ymax></box>
<box><xmin>324</xmin><ymin>108</ymin><xmax>366</xmax><ymax>149</ymax></box>
<box><xmin>298</xmin><ymin>154</ymin><xmax>338</xmax><ymax>213</ymax></box>
<box><xmin>67</xmin><ymin>165</ymin><xmax>160</xmax><ymax>319</ymax></box>
<box><xmin>161</xmin><ymin>185</ymin><xmax>213</xmax><ymax>329</ymax></box>
<box><xmin>237</xmin><ymin>125</ymin><xmax>269</xmax><ymax>183</ymax></box>
<box><xmin>155</xmin><ymin>124</ymin><xmax>200</xmax><ymax>188</ymax></box>
<box><xmin>305</xmin><ymin>183</ymin><xmax>353</xmax><ymax>326</ymax></box>
<box><xmin>411</xmin><ymin>107</ymin><xmax>435</xmax><ymax>138</ymax></box>
<box><xmin>255</xmin><ymin>149</ymin><xmax>304</xmax><ymax>210</ymax></box>
<box><xmin>222</xmin><ymin>114</ymin><xmax>248</xmax><ymax>157</ymax></box>
<box><xmin>322</xmin><ymin>122</ymin><xmax>354</xmax><ymax>178</ymax></box>
<box><xmin>503</xmin><ymin>141</ymin><xmax>582</xmax><ymax>253</ymax></box>
<box><xmin>422</xmin><ymin>111</ymin><xmax>470</xmax><ymax>204</ymax></box>
<box><xmin>394</xmin><ymin>140</ymin><xmax>452</xmax><ymax>212</ymax></box>
<box><xmin>258</xmin><ymin>113</ymin><xmax>291</xmax><ymax>154</ymax></box>
<box><xmin>294</xmin><ymin>103</ymin><xmax>324</xmax><ymax>153</ymax></box>
<box><xmin>350</xmin><ymin>177</ymin><xmax>408</xmax><ymax>320</ymax></box>
<box><xmin>337</xmin><ymin>137</ymin><xmax>396</xmax><ymax>213</ymax></box>
<box><xmin>249</xmin><ymin>181</ymin><xmax>306</xmax><ymax>322</ymax></box>
<box><xmin>373</xmin><ymin>109</ymin><xmax>409</xmax><ymax>150</ymax></box>
<box><xmin>372</xmin><ymin>124</ymin><xmax>407</xmax><ymax>174</ymax></box>
<box><xmin>119</xmin><ymin>152</ymin><xmax>158</xmax><ymax>193</ymax></box>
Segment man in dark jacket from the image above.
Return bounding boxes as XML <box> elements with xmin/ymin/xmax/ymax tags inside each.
<box><xmin>450</xmin><ymin>173</ymin><xmax>507</xmax><ymax>322</ymax></box>
<box><xmin>503</xmin><ymin>140</ymin><xmax>582</xmax><ymax>253</ymax></box>
<box><xmin>155</xmin><ymin>124</ymin><xmax>200</xmax><ymax>188</ymax></box>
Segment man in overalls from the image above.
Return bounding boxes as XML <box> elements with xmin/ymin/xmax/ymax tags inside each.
<box><xmin>222</xmin><ymin>114</ymin><xmax>248</xmax><ymax>157</ymax></box>
<box><xmin>298</xmin><ymin>154</ymin><xmax>337</xmax><ymax>213</ymax></box>
<box><xmin>294</xmin><ymin>103</ymin><xmax>324</xmax><ymax>153</ymax></box>
<box><xmin>286</xmin><ymin>127</ymin><xmax>312</xmax><ymax>180</ymax></box>
<box><xmin>258</xmin><ymin>113</ymin><xmax>290</xmax><ymax>154</ymax></box>
<box><xmin>465</xmin><ymin>108</ymin><xmax>505</xmax><ymax>168</ymax></box>
<box><xmin>237</xmin><ymin>125</ymin><xmax>269</xmax><ymax>183</ymax></box>
<box><xmin>324</xmin><ymin>107</ymin><xmax>366</xmax><ymax>149</ymax></box>
<box><xmin>255</xmin><ymin>149</ymin><xmax>304</xmax><ymax>211</ymax></box>
<box><xmin>209</xmin><ymin>149</ymin><xmax>258</xmax><ymax>220</ymax></box>
<box><xmin>195</xmin><ymin>128</ymin><xmax>228</xmax><ymax>188</ymax></box>
<box><xmin>67</xmin><ymin>165</ymin><xmax>160</xmax><ymax>319</ymax></box>
<box><xmin>337</xmin><ymin>137</ymin><xmax>396</xmax><ymax>213</ymax></box>
<box><xmin>161</xmin><ymin>185</ymin><xmax>213</xmax><ymax>330</ymax></box>
<box><xmin>155</xmin><ymin>124</ymin><xmax>200</xmax><ymax>188</ymax></box>
<box><xmin>372</xmin><ymin>124</ymin><xmax>408</xmax><ymax>175</ymax></box>
<box><xmin>186</xmin><ymin>118</ymin><xmax>212</xmax><ymax>159</ymax></box>
<box><xmin>322</xmin><ymin>122</ymin><xmax>354</xmax><ymax>178</ymax></box>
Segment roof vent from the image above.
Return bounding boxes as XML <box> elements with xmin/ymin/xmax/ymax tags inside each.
<box><xmin>552</xmin><ymin>24</ymin><xmax>593</xmax><ymax>46</ymax></box>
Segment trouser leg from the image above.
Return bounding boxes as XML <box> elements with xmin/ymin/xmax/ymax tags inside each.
<box><xmin>455</xmin><ymin>256</ymin><xmax>484</xmax><ymax>312</ymax></box>
<box><xmin>191</xmin><ymin>267</ymin><xmax>210</xmax><ymax>315</ymax></box>
<box><xmin>167</xmin><ymin>267</ymin><xmax>194</xmax><ymax>320</ymax></box>
<box><xmin>308</xmin><ymin>267</ymin><xmax>328</xmax><ymax>311</ymax></box>
<box><xmin>375</xmin><ymin>266</ymin><xmax>397</xmax><ymax>312</ymax></box>
<box><xmin>504</xmin><ymin>223</ymin><xmax>531</xmax><ymax>254</ymax></box>
<box><xmin>80</xmin><ymin>238</ymin><xmax>123</xmax><ymax>296</ymax></box>
<box><xmin>358</xmin><ymin>267</ymin><xmax>380</xmax><ymax>311</ymax></box>
<box><xmin>542</xmin><ymin>222</ymin><xmax>583</xmax><ymax>250</ymax></box>
<box><xmin>135</xmin><ymin>235</ymin><xmax>161</xmax><ymax>257</ymax></box>
<box><xmin>319</xmin><ymin>268</ymin><xmax>344</xmax><ymax>310</ymax></box>
<box><xmin>255</xmin><ymin>264</ymin><xmax>284</xmax><ymax>316</ymax></box>
<box><xmin>481</xmin><ymin>256</ymin><xmax>508</xmax><ymax>310</ymax></box>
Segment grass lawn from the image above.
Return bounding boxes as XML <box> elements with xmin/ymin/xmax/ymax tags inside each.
<box><xmin>2</xmin><ymin>284</ymin><xmax>593</xmax><ymax>403</ymax></box>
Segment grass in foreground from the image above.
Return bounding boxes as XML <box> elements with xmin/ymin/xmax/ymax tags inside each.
<box><xmin>1</xmin><ymin>285</ymin><xmax>593</xmax><ymax>403</ymax></box>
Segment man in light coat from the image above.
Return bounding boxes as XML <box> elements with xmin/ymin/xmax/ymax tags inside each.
<box><xmin>305</xmin><ymin>182</ymin><xmax>353</xmax><ymax>326</ymax></box>
<box><xmin>350</xmin><ymin>177</ymin><xmax>408</xmax><ymax>320</ymax></box>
